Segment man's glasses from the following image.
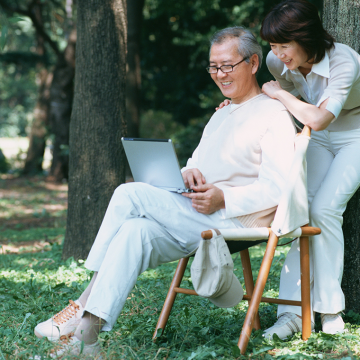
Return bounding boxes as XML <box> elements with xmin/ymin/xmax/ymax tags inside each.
<box><xmin>206</xmin><ymin>57</ymin><xmax>248</xmax><ymax>74</ymax></box>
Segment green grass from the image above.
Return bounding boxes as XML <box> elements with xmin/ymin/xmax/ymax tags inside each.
<box><xmin>1</xmin><ymin>176</ymin><xmax>360</xmax><ymax>359</ymax></box>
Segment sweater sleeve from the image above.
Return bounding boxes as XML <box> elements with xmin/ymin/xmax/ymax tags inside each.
<box><xmin>222</xmin><ymin>110</ymin><xmax>295</xmax><ymax>219</ymax></box>
<box><xmin>181</xmin><ymin>145</ymin><xmax>200</xmax><ymax>173</ymax></box>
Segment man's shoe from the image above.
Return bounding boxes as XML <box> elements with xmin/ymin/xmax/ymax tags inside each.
<box><xmin>50</xmin><ymin>336</ymin><xmax>103</xmax><ymax>359</ymax></box>
<box><xmin>321</xmin><ymin>313</ymin><xmax>346</xmax><ymax>334</ymax></box>
<box><xmin>263</xmin><ymin>312</ymin><xmax>314</xmax><ymax>340</ymax></box>
<box><xmin>34</xmin><ymin>300</ymin><xmax>84</xmax><ymax>341</ymax></box>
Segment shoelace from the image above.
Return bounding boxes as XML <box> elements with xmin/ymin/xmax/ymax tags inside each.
<box><xmin>53</xmin><ymin>300</ymin><xmax>80</xmax><ymax>325</ymax></box>
<box><xmin>51</xmin><ymin>334</ymin><xmax>75</xmax><ymax>355</ymax></box>
<box><xmin>321</xmin><ymin>312</ymin><xmax>343</xmax><ymax>323</ymax></box>
<box><xmin>275</xmin><ymin>312</ymin><xmax>297</xmax><ymax>326</ymax></box>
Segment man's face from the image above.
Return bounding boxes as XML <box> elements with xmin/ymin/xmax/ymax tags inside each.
<box><xmin>209</xmin><ymin>38</ymin><xmax>255</xmax><ymax>104</ymax></box>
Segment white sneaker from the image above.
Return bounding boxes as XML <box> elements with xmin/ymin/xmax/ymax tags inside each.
<box><xmin>31</xmin><ymin>336</ymin><xmax>103</xmax><ymax>360</ymax></box>
<box><xmin>263</xmin><ymin>312</ymin><xmax>314</xmax><ymax>340</ymax></box>
<box><xmin>321</xmin><ymin>313</ymin><xmax>346</xmax><ymax>334</ymax></box>
<box><xmin>34</xmin><ymin>300</ymin><xmax>84</xmax><ymax>341</ymax></box>
<box><xmin>50</xmin><ymin>336</ymin><xmax>103</xmax><ymax>359</ymax></box>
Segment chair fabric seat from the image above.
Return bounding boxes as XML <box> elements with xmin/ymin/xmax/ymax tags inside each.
<box><xmin>226</xmin><ymin>239</ymin><xmax>266</xmax><ymax>254</ymax></box>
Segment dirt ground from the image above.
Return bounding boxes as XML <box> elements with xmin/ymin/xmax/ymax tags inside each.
<box><xmin>0</xmin><ymin>175</ymin><xmax>67</xmax><ymax>253</ymax></box>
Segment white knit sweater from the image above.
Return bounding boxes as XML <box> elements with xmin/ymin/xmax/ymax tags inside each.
<box><xmin>182</xmin><ymin>93</ymin><xmax>296</xmax><ymax>228</ymax></box>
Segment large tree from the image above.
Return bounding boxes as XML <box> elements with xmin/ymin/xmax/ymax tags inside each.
<box><xmin>322</xmin><ymin>0</ymin><xmax>360</xmax><ymax>312</ymax></box>
<box><xmin>62</xmin><ymin>0</ymin><xmax>127</xmax><ymax>260</ymax></box>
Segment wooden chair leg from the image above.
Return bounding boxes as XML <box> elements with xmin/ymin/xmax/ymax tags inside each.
<box><xmin>238</xmin><ymin>232</ymin><xmax>279</xmax><ymax>354</ymax></box>
<box><xmin>152</xmin><ymin>257</ymin><xmax>189</xmax><ymax>340</ymax></box>
<box><xmin>300</xmin><ymin>236</ymin><xmax>311</xmax><ymax>340</ymax></box>
<box><xmin>240</xmin><ymin>249</ymin><xmax>261</xmax><ymax>330</ymax></box>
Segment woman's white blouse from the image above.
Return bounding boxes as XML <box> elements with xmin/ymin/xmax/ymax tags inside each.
<box><xmin>267</xmin><ymin>43</ymin><xmax>360</xmax><ymax>131</ymax></box>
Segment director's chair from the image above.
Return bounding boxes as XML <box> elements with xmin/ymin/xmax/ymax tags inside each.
<box><xmin>153</xmin><ymin>125</ymin><xmax>321</xmax><ymax>354</ymax></box>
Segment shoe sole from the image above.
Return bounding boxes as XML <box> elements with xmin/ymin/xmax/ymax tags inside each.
<box><xmin>34</xmin><ymin>328</ymin><xmax>45</xmax><ymax>339</ymax></box>
<box><xmin>34</xmin><ymin>328</ymin><xmax>65</xmax><ymax>342</ymax></box>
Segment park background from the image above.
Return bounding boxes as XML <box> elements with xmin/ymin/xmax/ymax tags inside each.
<box><xmin>1</xmin><ymin>0</ymin><xmax>360</xmax><ymax>359</ymax></box>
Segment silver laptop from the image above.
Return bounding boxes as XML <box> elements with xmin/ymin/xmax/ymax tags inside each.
<box><xmin>121</xmin><ymin>138</ymin><xmax>193</xmax><ymax>193</ymax></box>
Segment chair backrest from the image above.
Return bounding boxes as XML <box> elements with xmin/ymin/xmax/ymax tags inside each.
<box><xmin>271</xmin><ymin>125</ymin><xmax>311</xmax><ymax>237</ymax></box>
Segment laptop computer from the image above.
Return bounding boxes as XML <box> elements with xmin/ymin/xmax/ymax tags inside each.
<box><xmin>121</xmin><ymin>138</ymin><xmax>193</xmax><ymax>193</ymax></box>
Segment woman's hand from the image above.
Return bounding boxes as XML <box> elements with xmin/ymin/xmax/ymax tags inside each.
<box><xmin>216</xmin><ymin>99</ymin><xmax>231</xmax><ymax>111</ymax></box>
<box><xmin>262</xmin><ymin>80</ymin><xmax>284</xmax><ymax>99</ymax></box>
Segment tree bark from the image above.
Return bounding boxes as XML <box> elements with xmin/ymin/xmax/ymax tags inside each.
<box><xmin>23</xmin><ymin>68</ymin><xmax>52</xmax><ymax>175</ymax></box>
<box><xmin>323</xmin><ymin>0</ymin><xmax>360</xmax><ymax>313</ymax></box>
<box><xmin>23</xmin><ymin>1</ymin><xmax>50</xmax><ymax>175</ymax></box>
<box><xmin>48</xmin><ymin>28</ymin><xmax>76</xmax><ymax>182</ymax></box>
<box><xmin>63</xmin><ymin>0</ymin><xmax>127</xmax><ymax>260</ymax></box>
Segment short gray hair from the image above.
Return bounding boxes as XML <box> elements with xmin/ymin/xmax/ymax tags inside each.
<box><xmin>210</xmin><ymin>26</ymin><xmax>263</xmax><ymax>74</ymax></box>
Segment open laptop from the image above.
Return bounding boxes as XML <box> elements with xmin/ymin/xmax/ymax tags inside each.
<box><xmin>121</xmin><ymin>138</ymin><xmax>193</xmax><ymax>193</ymax></box>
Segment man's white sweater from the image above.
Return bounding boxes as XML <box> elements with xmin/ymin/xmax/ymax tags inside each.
<box><xmin>182</xmin><ymin>93</ymin><xmax>296</xmax><ymax>228</ymax></box>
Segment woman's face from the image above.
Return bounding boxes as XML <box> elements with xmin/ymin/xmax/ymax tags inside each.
<box><xmin>270</xmin><ymin>41</ymin><xmax>312</xmax><ymax>71</ymax></box>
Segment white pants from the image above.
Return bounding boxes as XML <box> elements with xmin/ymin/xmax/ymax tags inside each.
<box><xmin>278</xmin><ymin>128</ymin><xmax>360</xmax><ymax>318</ymax></box>
<box><xmin>84</xmin><ymin>182</ymin><xmax>242</xmax><ymax>330</ymax></box>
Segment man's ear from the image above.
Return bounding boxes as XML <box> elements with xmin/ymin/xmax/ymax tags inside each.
<box><xmin>250</xmin><ymin>54</ymin><xmax>259</xmax><ymax>75</ymax></box>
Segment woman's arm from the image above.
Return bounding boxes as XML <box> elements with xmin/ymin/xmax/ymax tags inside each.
<box><xmin>262</xmin><ymin>81</ymin><xmax>335</xmax><ymax>131</ymax></box>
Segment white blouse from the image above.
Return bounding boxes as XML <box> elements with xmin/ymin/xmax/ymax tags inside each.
<box><xmin>267</xmin><ymin>43</ymin><xmax>360</xmax><ymax>131</ymax></box>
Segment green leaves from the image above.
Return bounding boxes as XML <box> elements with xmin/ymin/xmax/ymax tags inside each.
<box><xmin>0</xmin><ymin>17</ymin><xmax>25</xmax><ymax>51</ymax></box>
<box><xmin>8</xmin><ymin>17</ymin><xmax>26</xmax><ymax>24</ymax></box>
<box><xmin>0</xmin><ymin>25</ymin><xmax>8</xmax><ymax>51</ymax></box>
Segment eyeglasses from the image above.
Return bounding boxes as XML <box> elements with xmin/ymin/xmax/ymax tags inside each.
<box><xmin>206</xmin><ymin>57</ymin><xmax>249</xmax><ymax>74</ymax></box>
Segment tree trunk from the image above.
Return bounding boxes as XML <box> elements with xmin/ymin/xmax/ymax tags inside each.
<box><xmin>48</xmin><ymin>28</ymin><xmax>76</xmax><ymax>182</ymax></box>
<box><xmin>323</xmin><ymin>0</ymin><xmax>360</xmax><ymax>313</ymax></box>
<box><xmin>23</xmin><ymin>69</ymin><xmax>52</xmax><ymax>174</ymax></box>
<box><xmin>126</xmin><ymin>0</ymin><xmax>144</xmax><ymax>138</ymax></box>
<box><xmin>63</xmin><ymin>0</ymin><xmax>127</xmax><ymax>260</ymax></box>
<box><xmin>23</xmin><ymin>2</ymin><xmax>49</xmax><ymax>175</ymax></box>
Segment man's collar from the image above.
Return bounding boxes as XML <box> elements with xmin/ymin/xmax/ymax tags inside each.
<box><xmin>280</xmin><ymin>51</ymin><xmax>330</xmax><ymax>78</ymax></box>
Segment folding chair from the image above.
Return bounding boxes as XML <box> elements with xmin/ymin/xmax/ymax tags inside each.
<box><xmin>152</xmin><ymin>125</ymin><xmax>321</xmax><ymax>354</ymax></box>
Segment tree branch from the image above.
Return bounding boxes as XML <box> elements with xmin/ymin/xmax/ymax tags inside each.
<box><xmin>0</xmin><ymin>0</ymin><xmax>61</xmax><ymax>57</ymax></box>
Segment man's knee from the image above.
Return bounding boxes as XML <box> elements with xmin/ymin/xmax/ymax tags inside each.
<box><xmin>114</xmin><ymin>182</ymin><xmax>153</xmax><ymax>196</ymax></box>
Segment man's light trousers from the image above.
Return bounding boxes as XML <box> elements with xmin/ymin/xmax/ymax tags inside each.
<box><xmin>278</xmin><ymin>128</ymin><xmax>360</xmax><ymax>318</ymax></box>
<box><xmin>84</xmin><ymin>182</ymin><xmax>242</xmax><ymax>330</ymax></box>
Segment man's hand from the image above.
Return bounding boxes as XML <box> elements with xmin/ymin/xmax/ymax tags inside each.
<box><xmin>216</xmin><ymin>99</ymin><xmax>231</xmax><ymax>111</ymax></box>
<box><xmin>182</xmin><ymin>168</ymin><xmax>206</xmax><ymax>189</ymax></box>
<box><xmin>182</xmin><ymin>183</ymin><xmax>225</xmax><ymax>214</ymax></box>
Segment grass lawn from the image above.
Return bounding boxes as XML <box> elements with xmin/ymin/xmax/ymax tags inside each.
<box><xmin>1</xmin><ymin>175</ymin><xmax>360</xmax><ymax>359</ymax></box>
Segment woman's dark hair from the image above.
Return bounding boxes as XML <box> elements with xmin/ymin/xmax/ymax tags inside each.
<box><xmin>260</xmin><ymin>0</ymin><xmax>335</xmax><ymax>64</ymax></box>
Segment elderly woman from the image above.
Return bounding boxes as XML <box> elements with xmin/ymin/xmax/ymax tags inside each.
<box><xmin>259</xmin><ymin>0</ymin><xmax>360</xmax><ymax>338</ymax></box>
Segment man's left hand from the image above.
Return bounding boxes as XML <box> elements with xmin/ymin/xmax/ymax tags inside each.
<box><xmin>182</xmin><ymin>184</ymin><xmax>225</xmax><ymax>214</ymax></box>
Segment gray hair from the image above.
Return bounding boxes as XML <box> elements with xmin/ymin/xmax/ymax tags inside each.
<box><xmin>210</xmin><ymin>26</ymin><xmax>263</xmax><ymax>74</ymax></box>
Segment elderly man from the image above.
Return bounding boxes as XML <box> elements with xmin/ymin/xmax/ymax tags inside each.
<box><xmin>34</xmin><ymin>26</ymin><xmax>295</xmax><ymax>357</ymax></box>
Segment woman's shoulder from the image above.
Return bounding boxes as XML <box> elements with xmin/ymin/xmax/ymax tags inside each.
<box><xmin>328</xmin><ymin>43</ymin><xmax>360</xmax><ymax>73</ymax></box>
<box><xmin>330</xmin><ymin>43</ymin><xmax>360</xmax><ymax>61</ymax></box>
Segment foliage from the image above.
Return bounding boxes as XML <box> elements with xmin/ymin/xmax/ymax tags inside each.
<box><xmin>0</xmin><ymin>0</ymin><xmax>73</xmax><ymax>138</ymax></box>
<box><xmin>1</xmin><ymin>176</ymin><xmax>360</xmax><ymax>359</ymax></box>
<box><xmin>0</xmin><ymin>12</ymin><xmax>37</xmax><ymax>137</ymax></box>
